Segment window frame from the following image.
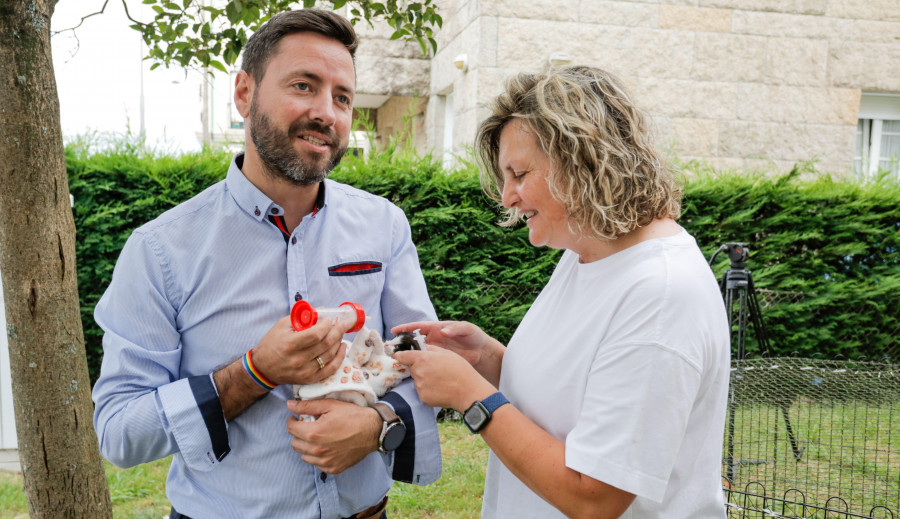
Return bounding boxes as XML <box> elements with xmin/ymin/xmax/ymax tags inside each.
<box><xmin>857</xmin><ymin>94</ymin><xmax>900</xmax><ymax>180</ymax></box>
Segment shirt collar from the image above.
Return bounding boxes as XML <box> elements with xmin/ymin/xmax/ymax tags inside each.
<box><xmin>226</xmin><ymin>152</ymin><xmax>327</xmax><ymax>221</ymax></box>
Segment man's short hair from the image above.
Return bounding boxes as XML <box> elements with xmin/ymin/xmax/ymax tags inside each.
<box><xmin>241</xmin><ymin>9</ymin><xmax>358</xmax><ymax>82</ymax></box>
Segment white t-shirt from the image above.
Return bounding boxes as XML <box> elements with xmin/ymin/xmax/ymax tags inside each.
<box><xmin>482</xmin><ymin>230</ymin><xmax>730</xmax><ymax>518</ymax></box>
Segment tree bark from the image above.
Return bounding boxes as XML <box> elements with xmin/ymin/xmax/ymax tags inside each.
<box><xmin>0</xmin><ymin>1</ymin><xmax>113</xmax><ymax>517</ymax></box>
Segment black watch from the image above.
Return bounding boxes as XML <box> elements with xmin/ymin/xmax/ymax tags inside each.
<box><xmin>463</xmin><ymin>392</ymin><xmax>510</xmax><ymax>433</ymax></box>
<box><xmin>373</xmin><ymin>403</ymin><xmax>406</xmax><ymax>453</ymax></box>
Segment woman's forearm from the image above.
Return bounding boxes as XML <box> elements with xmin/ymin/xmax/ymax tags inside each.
<box><xmin>478</xmin><ymin>404</ymin><xmax>635</xmax><ymax>518</ymax></box>
<box><xmin>474</xmin><ymin>336</ymin><xmax>506</xmax><ymax>387</ymax></box>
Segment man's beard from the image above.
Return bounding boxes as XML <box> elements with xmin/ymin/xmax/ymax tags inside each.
<box><xmin>249</xmin><ymin>101</ymin><xmax>348</xmax><ymax>186</ymax></box>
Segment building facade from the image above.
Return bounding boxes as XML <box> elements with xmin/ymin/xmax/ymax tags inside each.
<box><xmin>348</xmin><ymin>0</ymin><xmax>900</xmax><ymax>176</ymax></box>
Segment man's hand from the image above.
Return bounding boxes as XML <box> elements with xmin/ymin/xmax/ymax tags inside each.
<box><xmin>214</xmin><ymin>316</ymin><xmax>349</xmax><ymax>421</ymax></box>
<box><xmin>253</xmin><ymin>315</ymin><xmax>349</xmax><ymax>386</ymax></box>
<box><xmin>286</xmin><ymin>399</ymin><xmax>382</xmax><ymax>474</ymax></box>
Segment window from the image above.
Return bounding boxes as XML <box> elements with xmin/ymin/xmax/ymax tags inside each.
<box><xmin>348</xmin><ymin>130</ymin><xmax>371</xmax><ymax>159</ymax></box>
<box><xmin>856</xmin><ymin>94</ymin><xmax>900</xmax><ymax>180</ymax></box>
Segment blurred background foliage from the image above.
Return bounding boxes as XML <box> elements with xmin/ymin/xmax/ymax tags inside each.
<box><xmin>66</xmin><ymin>136</ymin><xmax>900</xmax><ymax>383</ymax></box>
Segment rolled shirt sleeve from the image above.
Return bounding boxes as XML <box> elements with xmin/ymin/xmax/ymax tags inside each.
<box><xmin>92</xmin><ymin>231</ymin><xmax>229</xmax><ymax>471</ymax></box>
<box><xmin>379</xmin><ymin>380</ymin><xmax>441</xmax><ymax>485</ymax></box>
<box><xmin>375</xmin><ymin>205</ymin><xmax>441</xmax><ymax>485</ymax></box>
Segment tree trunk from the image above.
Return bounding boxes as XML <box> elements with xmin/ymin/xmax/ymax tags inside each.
<box><xmin>0</xmin><ymin>1</ymin><xmax>113</xmax><ymax>517</ymax></box>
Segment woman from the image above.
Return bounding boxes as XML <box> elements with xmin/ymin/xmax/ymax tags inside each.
<box><xmin>392</xmin><ymin>65</ymin><xmax>730</xmax><ymax>518</ymax></box>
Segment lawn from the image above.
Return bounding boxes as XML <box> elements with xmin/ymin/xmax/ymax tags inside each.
<box><xmin>0</xmin><ymin>421</ymin><xmax>489</xmax><ymax>519</ymax></box>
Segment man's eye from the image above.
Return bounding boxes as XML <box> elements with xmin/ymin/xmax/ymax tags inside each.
<box><xmin>294</xmin><ymin>83</ymin><xmax>310</xmax><ymax>91</ymax></box>
<box><xmin>337</xmin><ymin>95</ymin><xmax>351</xmax><ymax>105</ymax></box>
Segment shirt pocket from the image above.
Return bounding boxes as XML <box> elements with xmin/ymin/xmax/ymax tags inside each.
<box><xmin>324</xmin><ymin>258</ymin><xmax>387</xmax><ymax>307</ymax></box>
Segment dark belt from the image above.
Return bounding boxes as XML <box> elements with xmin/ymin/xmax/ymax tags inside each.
<box><xmin>169</xmin><ymin>496</ymin><xmax>388</xmax><ymax>519</ymax></box>
<box><xmin>346</xmin><ymin>496</ymin><xmax>389</xmax><ymax>519</ymax></box>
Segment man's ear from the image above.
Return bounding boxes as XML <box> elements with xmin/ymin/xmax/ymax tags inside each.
<box><xmin>234</xmin><ymin>70</ymin><xmax>254</xmax><ymax>118</ymax></box>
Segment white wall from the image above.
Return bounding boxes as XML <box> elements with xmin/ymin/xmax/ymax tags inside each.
<box><xmin>0</xmin><ymin>270</ymin><xmax>17</xmax><ymax>449</ymax></box>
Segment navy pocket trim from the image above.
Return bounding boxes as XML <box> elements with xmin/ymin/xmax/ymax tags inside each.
<box><xmin>328</xmin><ymin>261</ymin><xmax>383</xmax><ymax>277</ymax></box>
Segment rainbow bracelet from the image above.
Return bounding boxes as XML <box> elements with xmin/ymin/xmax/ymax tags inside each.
<box><xmin>243</xmin><ymin>350</ymin><xmax>277</xmax><ymax>391</ymax></box>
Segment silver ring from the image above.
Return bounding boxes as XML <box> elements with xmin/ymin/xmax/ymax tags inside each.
<box><xmin>316</xmin><ymin>356</ymin><xmax>325</xmax><ymax>370</ymax></box>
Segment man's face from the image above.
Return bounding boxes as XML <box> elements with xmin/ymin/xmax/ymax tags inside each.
<box><xmin>248</xmin><ymin>31</ymin><xmax>355</xmax><ymax>185</ymax></box>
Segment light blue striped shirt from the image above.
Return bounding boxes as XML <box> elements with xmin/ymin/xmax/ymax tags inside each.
<box><xmin>92</xmin><ymin>154</ymin><xmax>441</xmax><ymax>519</ymax></box>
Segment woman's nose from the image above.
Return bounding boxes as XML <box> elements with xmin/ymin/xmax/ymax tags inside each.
<box><xmin>500</xmin><ymin>181</ymin><xmax>518</xmax><ymax>209</ymax></box>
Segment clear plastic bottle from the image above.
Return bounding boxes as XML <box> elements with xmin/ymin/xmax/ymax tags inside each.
<box><xmin>290</xmin><ymin>300</ymin><xmax>366</xmax><ymax>332</ymax></box>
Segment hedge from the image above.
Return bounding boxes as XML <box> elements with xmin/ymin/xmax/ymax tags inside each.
<box><xmin>66</xmin><ymin>143</ymin><xmax>900</xmax><ymax>383</ymax></box>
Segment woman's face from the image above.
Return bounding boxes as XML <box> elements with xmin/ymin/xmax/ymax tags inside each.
<box><xmin>498</xmin><ymin>119</ymin><xmax>573</xmax><ymax>251</ymax></box>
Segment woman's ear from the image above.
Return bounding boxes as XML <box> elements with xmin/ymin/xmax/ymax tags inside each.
<box><xmin>234</xmin><ymin>70</ymin><xmax>254</xmax><ymax>119</ymax></box>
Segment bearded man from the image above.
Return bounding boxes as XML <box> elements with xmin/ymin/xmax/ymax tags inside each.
<box><xmin>91</xmin><ymin>10</ymin><xmax>441</xmax><ymax>519</ymax></box>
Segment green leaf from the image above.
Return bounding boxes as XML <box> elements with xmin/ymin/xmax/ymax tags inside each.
<box><xmin>209</xmin><ymin>60</ymin><xmax>228</xmax><ymax>73</ymax></box>
<box><xmin>417</xmin><ymin>36</ymin><xmax>427</xmax><ymax>56</ymax></box>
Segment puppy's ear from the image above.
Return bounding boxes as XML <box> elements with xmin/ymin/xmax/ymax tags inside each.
<box><xmin>394</xmin><ymin>332</ymin><xmax>420</xmax><ymax>352</ymax></box>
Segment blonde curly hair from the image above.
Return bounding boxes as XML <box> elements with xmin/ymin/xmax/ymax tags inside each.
<box><xmin>476</xmin><ymin>65</ymin><xmax>682</xmax><ymax>241</ymax></box>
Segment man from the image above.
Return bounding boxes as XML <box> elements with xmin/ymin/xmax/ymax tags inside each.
<box><xmin>92</xmin><ymin>9</ymin><xmax>441</xmax><ymax>519</ymax></box>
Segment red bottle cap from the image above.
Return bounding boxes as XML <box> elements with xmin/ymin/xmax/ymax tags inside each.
<box><xmin>290</xmin><ymin>300</ymin><xmax>318</xmax><ymax>331</ymax></box>
<box><xmin>340</xmin><ymin>301</ymin><xmax>366</xmax><ymax>332</ymax></box>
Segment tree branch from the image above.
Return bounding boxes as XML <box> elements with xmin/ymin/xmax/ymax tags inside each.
<box><xmin>50</xmin><ymin>0</ymin><xmax>111</xmax><ymax>36</ymax></box>
<box><xmin>120</xmin><ymin>0</ymin><xmax>147</xmax><ymax>27</ymax></box>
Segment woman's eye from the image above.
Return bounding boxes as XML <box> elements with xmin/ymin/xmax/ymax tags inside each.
<box><xmin>514</xmin><ymin>170</ymin><xmax>529</xmax><ymax>179</ymax></box>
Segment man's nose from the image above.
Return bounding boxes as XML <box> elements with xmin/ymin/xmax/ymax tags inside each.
<box><xmin>309</xmin><ymin>92</ymin><xmax>337</xmax><ymax>127</ymax></box>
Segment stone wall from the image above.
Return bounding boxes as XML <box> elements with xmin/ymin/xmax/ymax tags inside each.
<box><xmin>374</xmin><ymin>96</ymin><xmax>428</xmax><ymax>152</ymax></box>
<box><xmin>365</xmin><ymin>0</ymin><xmax>900</xmax><ymax>174</ymax></box>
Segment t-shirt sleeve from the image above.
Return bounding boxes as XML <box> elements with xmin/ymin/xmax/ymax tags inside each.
<box><xmin>564</xmin><ymin>341</ymin><xmax>703</xmax><ymax>502</ymax></box>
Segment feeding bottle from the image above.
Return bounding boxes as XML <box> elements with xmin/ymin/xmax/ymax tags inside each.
<box><xmin>290</xmin><ymin>300</ymin><xmax>366</xmax><ymax>333</ymax></box>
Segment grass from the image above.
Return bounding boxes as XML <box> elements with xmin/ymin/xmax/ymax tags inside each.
<box><xmin>724</xmin><ymin>401</ymin><xmax>900</xmax><ymax>515</ymax></box>
<box><xmin>6</xmin><ymin>404</ymin><xmax>900</xmax><ymax>518</ymax></box>
<box><xmin>0</xmin><ymin>421</ymin><xmax>490</xmax><ymax>519</ymax></box>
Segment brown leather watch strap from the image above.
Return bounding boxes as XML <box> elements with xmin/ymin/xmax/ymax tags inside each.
<box><xmin>372</xmin><ymin>402</ymin><xmax>400</xmax><ymax>424</ymax></box>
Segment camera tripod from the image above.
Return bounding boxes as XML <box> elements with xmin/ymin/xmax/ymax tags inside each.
<box><xmin>709</xmin><ymin>243</ymin><xmax>803</xmax><ymax>484</ymax></box>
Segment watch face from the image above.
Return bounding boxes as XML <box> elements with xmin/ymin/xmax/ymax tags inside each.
<box><xmin>464</xmin><ymin>402</ymin><xmax>489</xmax><ymax>433</ymax></box>
<box><xmin>382</xmin><ymin>422</ymin><xmax>406</xmax><ymax>451</ymax></box>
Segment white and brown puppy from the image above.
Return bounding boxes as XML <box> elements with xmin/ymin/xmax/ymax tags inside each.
<box><xmin>292</xmin><ymin>329</ymin><xmax>424</xmax><ymax>421</ymax></box>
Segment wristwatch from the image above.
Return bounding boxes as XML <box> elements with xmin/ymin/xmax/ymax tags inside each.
<box><xmin>373</xmin><ymin>403</ymin><xmax>406</xmax><ymax>453</ymax></box>
<box><xmin>463</xmin><ymin>392</ymin><xmax>510</xmax><ymax>434</ymax></box>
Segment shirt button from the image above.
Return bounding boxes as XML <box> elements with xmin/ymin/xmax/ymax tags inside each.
<box><xmin>271</xmin><ymin>208</ymin><xmax>279</xmax><ymax>214</ymax></box>
<box><xmin>291</xmin><ymin>236</ymin><xmax>297</xmax><ymax>245</ymax></box>
<box><xmin>295</xmin><ymin>292</ymin><xmax>302</xmax><ymax>302</ymax></box>
<box><xmin>254</xmin><ymin>207</ymin><xmax>260</xmax><ymax>216</ymax></box>
<box><xmin>320</xmin><ymin>472</ymin><xmax>327</xmax><ymax>482</ymax></box>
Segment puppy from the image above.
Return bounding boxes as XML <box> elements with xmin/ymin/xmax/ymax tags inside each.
<box><xmin>293</xmin><ymin>328</ymin><xmax>424</xmax><ymax>421</ymax></box>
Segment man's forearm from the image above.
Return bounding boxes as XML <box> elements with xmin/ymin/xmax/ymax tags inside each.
<box><xmin>214</xmin><ymin>358</ymin><xmax>271</xmax><ymax>421</ymax></box>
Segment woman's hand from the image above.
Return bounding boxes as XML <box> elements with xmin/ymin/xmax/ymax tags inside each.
<box><xmin>392</xmin><ymin>348</ymin><xmax>497</xmax><ymax>412</ymax></box>
<box><xmin>391</xmin><ymin>321</ymin><xmax>504</xmax><ymax>385</ymax></box>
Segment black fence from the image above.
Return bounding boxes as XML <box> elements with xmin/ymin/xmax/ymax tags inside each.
<box><xmin>726</xmin><ymin>482</ymin><xmax>898</xmax><ymax>518</ymax></box>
